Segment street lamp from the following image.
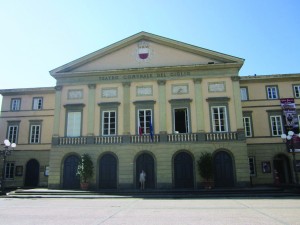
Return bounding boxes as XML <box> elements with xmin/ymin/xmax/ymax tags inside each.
<box><xmin>1</xmin><ymin>139</ymin><xmax>16</xmax><ymax>193</ymax></box>
<box><xmin>281</xmin><ymin>131</ymin><xmax>300</xmax><ymax>184</ymax></box>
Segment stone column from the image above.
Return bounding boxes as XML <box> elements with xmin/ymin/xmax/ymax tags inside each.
<box><xmin>123</xmin><ymin>82</ymin><xmax>131</xmax><ymax>135</ymax></box>
<box><xmin>193</xmin><ymin>78</ymin><xmax>204</xmax><ymax>132</ymax></box>
<box><xmin>52</xmin><ymin>86</ymin><xmax>62</xmax><ymax>145</ymax></box>
<box><xmin>157</xmin><ymin>80</ymin><xmax>167</xmax><ymax>134</ymax></box>
<box><xmin>231</xmin><ymin>76</ymin><xmax>244</xmax><ymax>130</ymax></box>
<box><xmin>87</xmin><ymin>84</ymin><xmax>96</xmax><ymax>136</ymax></box>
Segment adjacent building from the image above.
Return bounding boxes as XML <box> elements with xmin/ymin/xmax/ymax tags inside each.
<box><xmin>0</xmin><ymin>32</ymin><xmax>298</xmax><ymax>190</ymax></box>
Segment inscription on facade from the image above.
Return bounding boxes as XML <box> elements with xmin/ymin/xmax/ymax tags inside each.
<box><xmin>102</xmin><ymin>88</ymin><xmax>118</xmax><ymax>98</ymax></box>
<box><xmin>68</xmin><ymin>89</ymin><xmax>83</xmax><ymax>99</ymax></box>
<box><xmin>137</xmin><ymin>86</ymin><xmax>153</xmax><ymax>96</ymax></box>
<box><xmin>99</xmin><ymin>71</ymin><xmax>191</xmax><ymax>81</ymax></box>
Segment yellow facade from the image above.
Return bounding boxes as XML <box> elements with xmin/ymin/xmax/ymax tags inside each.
<box><xmin>0</xmin><ymin>32</ymin><xmax>298</xmax><ymax>190</ymax></box>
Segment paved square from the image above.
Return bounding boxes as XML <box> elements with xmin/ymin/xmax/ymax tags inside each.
<box><xmin>0</xmin><ymin>197</ymin><xmax>300</xmax><ymax>225</ymax></box>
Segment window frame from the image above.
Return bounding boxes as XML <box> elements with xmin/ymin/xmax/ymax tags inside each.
<box><xmin>169</xmin><ymin>99</ymin><xmax>192</xmax><ymax>134</ymax></box>
<box><xmin>293</xmin><ymin>84</ymin><xmax>300</xmax><ymax>98</ymax></box>
<box><xmin>29</xmin><ymin>121</ymin><xmax>42</xmax><ymax>144</ymax></box>
<box><xmin>102</xmin><ymin>110</ymin><xmax>117</xmax><ymax>136</ymax></box>
<box><xmin>211</xmin><ymin>106</ymin><xmax>229</xmax><ymax>132</ymax></box>
<box><xmin>11</xmin><ymin>98</ymin><xmax>21</xmax><ymax>111</ymax></box>
<box><xmin>64</xmin><ymin>104</ymin><xmax>85</xmax><ymax>137</ymax></box>
<box><xmin>6</xmin><ymin>121</ymin><xmax>20</xmax><ymax>144</ymax></box>
<box><xmin>240</xmin><ymin>87</ymin><xmax>248</xmax><ymax>101</ymax></box>
<box><xmin>248</xmin><ymin>157</ymin><xmax>256</xmax><ymax>177</ymax></box>
<box><xmin>5</xmin><ymin>162</ymin><xmax>15</xmax><ymax>180</ymax></box>
<box><xmin>133</xmin><ymin>100</ymin><xmax>155</xmax><ymax>135</ymax></box>
<box><xmin>99</xmin><ymin>102</ymin><xmax>120</xmax><ymax>136</ymax></box>
<box><xmin>32</xmin><ymin>97</ymin><xmax>43</xmax><ymax>110</ymax></box>
<box><xmin>270</xmin><ymin>115</ymin><xmax>283</xmax><ymax>136</ymax></box>
<box><xmin>266</xmin><ymin>86</ymin><xmax>279</xmax><ymax>99</ymax></box>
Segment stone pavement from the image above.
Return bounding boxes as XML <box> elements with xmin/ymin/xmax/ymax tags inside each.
<box><xmin>0</xmin><ymin>197</ymin><xmax>300</xmax><ymax>225</ymax></box>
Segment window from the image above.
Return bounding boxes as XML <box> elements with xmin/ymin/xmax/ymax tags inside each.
<box><xmin>243</xmin><ymin>117</ymin><xmax>252</xmax><ymax>137</ymax></box>
<box><xmin>211</xmin><ymin>106</ymin><xmax>228</xmax><ymax>132</ymax></box>
<box><xmin>173</xmin><ymin>108</ymin><xmax>189</xmax><ymax>133</ymax></box>
<box><xmin>138</xmin><ymin>109</ymin><xmax>152</xmax><ymax>134</ymax></box>
<box><xmin>102</xmin><ymin>111</ymin><xmax>116</xmax><ymax>135</ymax></box>
<box><xmin>294</xmin><ymin>85</ymin><xmax>300</xmax><ymax>98</ymax></box>
<box><xmin>267</xmin><ymin>86</ymin><xmax>278</xmax><ymax>99</ymax></box>
<box><xmin>33</xmin><ymin>97</ymin><xmax>43</xmax><ymax>110</ymax></box>
<box><xmin>30</xmin><ymin>124</ymin><xmax>41</xmax><ymax>143</ymax></box>
<box><xmin>248</xmin><ymin>157</ymin><xmax>256</xmax><ymax>176</ymax></box>
<box><xmin>66</xmin><ymin>111</ymin><xmax>82</xmax><ymax>137</ymax></box>
<box><xmin>270</xmin><ymin>115</ymin><xmax>283</xmax><ymax>136</ymax></box>
<box><xmin>7</xmin><ymin>125</ymin><xmax>18</xmax><ymax>144</ymax></box>
<box><xmin>5</xmin><ymin>162</ymin><xmax>15</xmax><ymax>179</ymax></box>
<box><xmin>11</xmin><ymin>98</ymin><xmax>21</xmax><ymax>111</ymax></box>
<box><xmin>240</xmin><ymin>87</ymin><xmax>248</xmax><ymax>101</ymax></box>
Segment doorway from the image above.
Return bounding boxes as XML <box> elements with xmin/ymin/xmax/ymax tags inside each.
<box><xmin>214</xmin><ymin>151</ymin><xmax>234</xmax><ymax>187</ymax></box>
<box><xmin>24</xmin><ymin>159</ymin><xmax>39</xmax><ymax>187</ymax></box>
<box><xmin>99</xmin><ymin>153</ymin><xmax>117</xmax><ymax>189</ymax></box>
<box><xmin>174</xmin><ymin>152</ymin><xmax>194</xmax><ymax>188</ymax></box>
<box><xmin>136</xmin><ymin>153</ymin><xmax>155</xmax><ymax>189</ymax></box>
<box><xmin>63</xmin><ymin>155</ymin><xmax>80</xmax><ymax>189</ymax></box>
<box><xmin>273</xmin><ymin>154</ymin><xmax>292</xmax><ymax>184</ymax></box>
<box><xmin>174</xmin><ymin>108</ymin><xmax>189</xmax><ymax>133</ymax></box>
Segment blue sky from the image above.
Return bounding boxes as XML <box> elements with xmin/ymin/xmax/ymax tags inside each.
<box><xmin>1</xmin><ymin>0</ymin><xmax>299</xmax><ymax>91</ymax></box>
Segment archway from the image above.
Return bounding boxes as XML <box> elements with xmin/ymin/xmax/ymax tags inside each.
<box><xmin>63</xmin><ymin>155</ymin><xmax>80</xmax><ymax>189</ymax></box>
<box><xmin>173</xmin><ymin>151</ymin><xmax>194</xmax><ymax>189</ymax></box>
<box><xmin>273</xmin><ymin>154</ymin><xmax>292</xmax><ymax>184</ymax></box>
<box><xmin>213</xmin><ymin>151</ymin><xmax>234</xmax><ymax>187</ymax></box>
<box><xmin>99</xmin><ymin>153</ymin><xmax>118</xmax><ymax>189</ymax></box>
<box><xmin>136</xmin><ymin>153</ymin><xmax>155</xmax><ymax>189</ymax></box>
<box><xmin>24</xmin><ymin>159</ymin><xmax>39</xmax><ymax>187</ymax></box>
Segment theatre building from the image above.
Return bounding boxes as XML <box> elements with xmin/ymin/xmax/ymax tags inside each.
<box><xmin>0</xmin><ymin>32</ymin><xmax>299</xmax><ymax>190</ymax></box>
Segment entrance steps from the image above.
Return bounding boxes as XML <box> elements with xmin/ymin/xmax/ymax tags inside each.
<box><xmin>4</xmin><ymin>186</ymin><xmax>300</xmax><ymax>198</ymax></box>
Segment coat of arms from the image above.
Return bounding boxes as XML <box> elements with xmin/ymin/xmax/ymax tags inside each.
<box><xmin>136</xmin><ymin>41</ymin><xmax>152</xmax><ymax>62</ymax></box>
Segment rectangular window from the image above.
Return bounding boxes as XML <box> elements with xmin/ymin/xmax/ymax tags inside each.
<box><xmin>211</xmin><ymin>106</ymin><xmax>228</xmax><ymax>132</ymax></box>
<box><xmin>5</xmin><ymin>162</ymin><xmax>15</xmax><ymax>179</ymax></box>
<box><xmin>67</xmin><ymin>111</ymin><xmax>81</xmax><ymax>137</ymax></box>
<box><xmin>243</xmin><ymin>117</ymin><xmax>252</xmax><ymax>137</ymax></box>
<box><xmin>174</xmin><ymin>108</ymin><xmax>189</xmax><ymax>133</ymax></box>
<box><xmin>30</xmin><ymin>125</ymin><xmax>41</xmax><ymax>143</ymax></box>
<box><xmin>248</xmin><ymin>157</ymin><xmax>256</xmax><ymax>176</ymax></box>
<box><xmin>33</xmin><ymin>97</ymin><xmax>43</xmax><ymax>110</ymax></box>
<box><xmin>11</xmin><ymin>98</ymin><xmax>21</xmax><ymax>111</ymax></box>
<box><xmin>267</xmin><ymin>86</ymin><xmax>278</xmax><ymax>99</ymax></box>
<box><xmin>138</xmin><ymin>109</ymin><xmax>152</xmax><ymax>134</ymax></box>
<box><xmin>294</xmin><ymin>85</ymin><xmax>300</xmax><ymax>98</ymax></box>
<box><xmin>270</xmin><ymin>115</ymin><xmax>283</xmax><ymax>136</ymax></box>
<box><xmin>240</xmin><ymin>87</ymin><xmax>248</xmax><ymax>101</ymax></box>
<box><xmin>8</xmin><ymin>125</ymin><xmax>18</xmax><ymax>144</ymax></box>
<box><xmin>102</xmin><ymin>111</ymin><xmax>116</xmax><ymax>136</ymax></box>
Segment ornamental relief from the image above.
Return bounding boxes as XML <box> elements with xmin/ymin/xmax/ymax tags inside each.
<box><xmin>208</xmin><ymin>82</ymin><xmax>226</xmax><ymax>92</ymax></box>
<box><xmin>172</xmin><ymin>84</ymin><xmax>189</xmax><ymax>95</ymax></box>
<box><xmin>102</xmin><ymin>88</ymin><xmax>118</xmax><ymax>98</ymax></box>
<box><xmin>68</xmin><ymin>90</ymin><xmax>83</xmax><ymax>99</ymax></box>
<box><xmin>136</xmin><ymin>86</ymin><xmax>153</xmax><ymax>96</ymax></box>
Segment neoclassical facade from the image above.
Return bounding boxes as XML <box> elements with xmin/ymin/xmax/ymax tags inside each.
<box><xmin>0</xmin><ymin>32</ymin><xmax>298</xmax><ymax>190</ymax></box>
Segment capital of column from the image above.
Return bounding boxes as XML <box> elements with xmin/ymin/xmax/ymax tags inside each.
<box><xmin>122</xmin><ymin>82</ymin><xmax>131</xmax><ymax>88</ymax></box>
<box><xmin>157</xmin><ymin>80</ymin><xmax>166</xmax><ymax>86</ymax></box>
<box><xmin>88</xmin><ymin>84</ymin><xmax>96</xmax><ymax>89</ymax></box>
<box><xmin>231</xmin><ymin>76</ymin><xmax>240</xmax><ymax>81</ymax></box>
<box><xmin>55</xmin><ymin>86</ymin><xmax>62</xmax><ymax>91</ymax></box>
<box><xmin>193</xmin><ymin>78</ymin><xmax>202</xmax><ymax>84</ymax></box>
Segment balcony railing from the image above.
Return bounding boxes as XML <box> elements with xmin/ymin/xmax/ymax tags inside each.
<box><xmin>56</xmin><ymin>132</ymin><xmax>240</xmax><ymax>145</ymax></box>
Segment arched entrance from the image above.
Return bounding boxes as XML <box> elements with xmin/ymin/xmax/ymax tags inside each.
<box><xmin>173</xmin><ymin>151</ymin><xmax>194</xmax><ymax>189</ymax></box>
<box><xmin>99</xmin><ymin>153</ymin><xmax>118</xmax><ymax>189</ymax></box>
<box><xmin>24</xmin><ymin>159</ymin><xmax>39</xmax><ymax>187</ymax></box>
<box><xmin>63</xmin><ymin>155</ymin><xmax>80</xmax><ymax>189</ymax></box>
<box><xmin>214</xmin><ymin>151</ymin><xmax>234</xmax><ymax>187</ymax></box>
<box><xmin>136</xmin><ymin>153</ymin><xmax>155</xmax><ymax>189</ymax></box>
<box><xmin>273</xmin><ymin>154</ymin><xmax>292</xmax><ymax>184</ymax></box>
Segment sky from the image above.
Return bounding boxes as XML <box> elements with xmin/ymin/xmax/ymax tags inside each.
<box><xmin>0</xmin><ymin>0</ymin><xmax>299</xmax><ymax>93</ymax></box>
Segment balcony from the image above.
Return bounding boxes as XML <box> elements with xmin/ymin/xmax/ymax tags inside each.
<box><xmin>54</xmin><ymin>131</ymin><xmax>243</xmax><ymax>146</ymax></box>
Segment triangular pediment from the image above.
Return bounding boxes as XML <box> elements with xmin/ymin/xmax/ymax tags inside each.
<box><xmin>50</xmin><ymin>32</ymin><xmax>244</xmax><ymax>77</ymax></box>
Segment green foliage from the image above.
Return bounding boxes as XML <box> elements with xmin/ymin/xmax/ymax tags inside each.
<box><xmin>197</xmin><ymin>152</ymin><xmax>213</xmax><ymax>181</ymax></box>
<box><xmin>76</xmin><ymin>153</ymin><xmax>94</xmax><ymax>183</ymax></box>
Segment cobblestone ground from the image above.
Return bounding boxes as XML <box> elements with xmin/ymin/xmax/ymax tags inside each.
<box><xmin>0</xmin><ymin>197</ymin><xmax>300</xmax><ymax>225</ymax></box>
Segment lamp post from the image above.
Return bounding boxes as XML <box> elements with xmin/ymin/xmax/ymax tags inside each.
<box><xmin>281</xmin><ymin>131</ymin><xmax>299</xmax><ymax>184</ymax></box>
<box><xmin>0</xmin><ymin>139</ymin><xmax>16</xmax><ymax>193</ymax></box>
